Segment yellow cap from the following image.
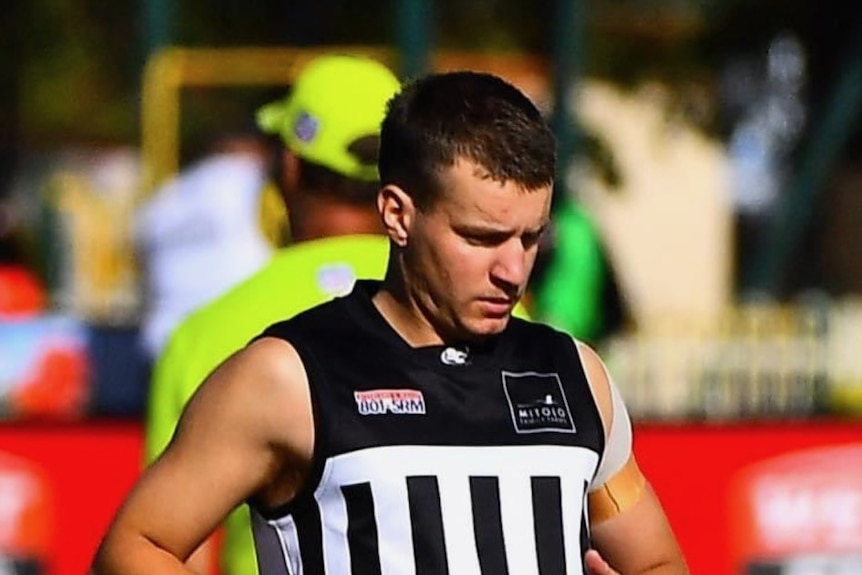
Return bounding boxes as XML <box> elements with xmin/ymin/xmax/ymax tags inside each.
<box><xmin>256</xmin><ymin>54</ymin><xmax>400</xmax><ymax>181</ymax></box>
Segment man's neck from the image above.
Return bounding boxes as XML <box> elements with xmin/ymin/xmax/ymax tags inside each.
<box><xmin>372</xmin><ymin>264</ymin><xmax>452</xmax><ymax>348</ymax></box>
<box><xmin>289</xmin><ymin>198</ymin><xmax>382</xmax><ymax>243</ymax></box>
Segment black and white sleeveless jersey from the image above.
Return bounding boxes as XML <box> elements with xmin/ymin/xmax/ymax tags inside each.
<box><xmin>251</xmin><ymin>280</ymin><xmax>606</xmax><ymax>575</ymax></box>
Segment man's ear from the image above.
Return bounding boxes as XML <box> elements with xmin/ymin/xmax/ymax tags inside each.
<box><xmin>377</xmin><ymin>184</ymin><xmax>415</xmax><ymax>247</ymax></box>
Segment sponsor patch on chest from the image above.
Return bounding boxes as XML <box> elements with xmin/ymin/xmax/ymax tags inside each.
<box><xmin>502</xmin><ymin>371</ymin><xmax>576</xmax><ymax>434</ymax></box>
<box><xmin>354</xmin><ymin>389</ymin><xmax>427</xmax><ymax>415</ymax></box>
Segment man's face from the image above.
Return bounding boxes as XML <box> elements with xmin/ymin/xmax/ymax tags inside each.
<box><xmin>404</xmin><ymin>158</ymin><xmax>552</xmax><ymax>340</ymax></box>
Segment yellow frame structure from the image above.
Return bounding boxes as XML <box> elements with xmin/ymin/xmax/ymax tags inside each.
<box><xmin>140</xmin><ymin>45</ymin><xmax>548</xmax><ymax>196</ymax></box>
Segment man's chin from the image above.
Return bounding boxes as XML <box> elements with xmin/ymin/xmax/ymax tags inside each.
<box><xmin>465</xmin><ymin>315</ymin><xmax>510</xmax><ymax>338</ymax></box>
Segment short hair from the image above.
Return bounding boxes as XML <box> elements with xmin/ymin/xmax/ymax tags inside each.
<box><xmin>379</xmin><ymin>71</ymin><xmax>557</xmax><ymax>209</ymax></box>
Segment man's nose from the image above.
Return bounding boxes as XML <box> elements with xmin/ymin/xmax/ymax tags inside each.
<box><xmin>490</xmin><ymin>239</ymin><xmax>528</xmax><ymax>289</ymax></box>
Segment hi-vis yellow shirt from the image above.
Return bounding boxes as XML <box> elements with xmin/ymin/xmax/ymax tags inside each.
<box><xmin>145</xmin><ymin>233</ymin><xmax>530</xmax><ymax>575</ymax></box>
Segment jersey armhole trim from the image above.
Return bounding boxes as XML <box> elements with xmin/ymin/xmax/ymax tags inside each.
<box><xmin>248</xmin><ymin>335</ymin><xmax>329</xmax><ymax>521</ymax></box>
<box><xmin>574</xmin><ymin>339</ymin><xmax>633</xmax><ymax>489</ymax></box>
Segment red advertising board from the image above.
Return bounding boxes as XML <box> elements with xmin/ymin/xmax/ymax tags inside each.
<box><xmin>0</xmin><ymin>422</ymin><xmax>143</xmax><ymax>575</ymax></box>
<box><xmin>0</xmin><ymin>450</ymin><xmax>52</xmax><ymax>572</ymax></box>
<box><xmin>0</xmin><ymin>420</ymin><xmax>860</xmax><ymax>575</ymax></box>
<box><xmin>636</xmin><ymin>422</ymin><xmax>862</xmax><ymax>575</ymax></box>
<box><xmin>728</xmin><ymin>444</ymin><xmax>862</xmax><ymax>573</ymax></box>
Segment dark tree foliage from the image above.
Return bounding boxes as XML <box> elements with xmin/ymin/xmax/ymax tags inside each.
<box><xmin>7</xmin><ymin>0</ymin><xmax>862</xmax><ymax>152</ymax></box>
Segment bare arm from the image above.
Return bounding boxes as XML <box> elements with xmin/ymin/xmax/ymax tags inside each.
<box><xmin>183</xmin><ymin>540</ymin><xmax>215</xmax><ymax>575</ymax></box>
<box><xmin>578</xmin><ymin>342</ymin><xmax>688</xmax><ymax>575</ymax></box>
<box><xmin>92</xmin><ymin>338</ymin><xmax>313</xmax><ymax>575</ymax></box>
<box><xmin>144</xmin><ymin>320</ymin><xmax>220</xmax><ymax>574</ymax></box>
<box><xmin>588</xmin><ymin>482</ymin><xmax>686</xmax><ymax>574</ymax></box>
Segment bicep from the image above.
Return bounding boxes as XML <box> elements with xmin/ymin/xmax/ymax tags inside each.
<box><xmin>575</xmin><ymin>342</ymin><xmax>687</xmax><ymax>573</ymax></box>
<box><xmin>114</xmin><ymin>339</ymin><xmax>305</xmax><ymax>561</ymax></box>
<box><xmin>586</xmin><ymin>382</ymin><xmax>648</xmax><ymax>530</ymax></box>
<box><xmin>144</xmin><ymin>327</ymin><xmax>221</xmax><ymax>466</ymax></box>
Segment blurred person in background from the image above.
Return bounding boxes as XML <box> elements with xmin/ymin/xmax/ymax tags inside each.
<box><xmin>0</xmin><ymin>201</ymin><xmax>45</xmax><ymax>317</ymax></box>
<box><xmin>95</xmin><ymin>69</ymin><xmax>686</xmax><ymax>575</ymax></box>
<box><xmin>528</xmin><ymin>194</ymin><xmax>628</xmax><ymax>346</ymax></box>
<box><xmin>133</xmin><ymin>125</ymin><xmax>286</xmax><ymax>367</ymax></box>
<box><xmin>143</xmin><ymin>54</ymin><xmax>401</xmax><ymax>575</ymax></box>
<box><xmin>0</xmin><ymin>201</ymin><xmax>88</xmax><ymax>419</ymax></box>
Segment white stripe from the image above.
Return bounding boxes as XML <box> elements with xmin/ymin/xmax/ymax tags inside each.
<box><xmin>315</xmin><ymin>445</ymin><xmax>598</xmax><ymax>574</ymax></box>
<box><xmin>560</xmin><ymin>478</ymin><xmax>585</xmax><ymax>575</ymax></box>
<box><xmin>316</xmin><ymin>481</ymin><xmax>351</xmax><ymax>575</ymax></box>
<box><xmin>437</xmin><ymin>473</ymin><xmax>482</xmax><ymax>575</ymax></box>
<box><xmin>273</xmin><ymin>515</ymin><xmax>303</xmax><ymax>575</ymax></box>
<box><xmin>372</xmin><ymin>476</ymin><xmax>417</xmax><ymax>575</ymax></box>
<box><xmin>498</xmin><ymin>472</ymin><xmax>539</xmax><ymax>575</ymax></box>
<box><xmin>324</xmin><ymin>445</ymin><xmax>598</xmax><ymax>481</ymax></box>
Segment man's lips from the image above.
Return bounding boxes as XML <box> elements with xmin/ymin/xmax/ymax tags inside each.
<box><xmin>478</xmin><ymin>297</ymin><xmax>515</xmax><ymax>315</ymax></box>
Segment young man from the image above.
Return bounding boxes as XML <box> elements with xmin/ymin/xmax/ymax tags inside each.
<box><xmin>94</xmin><ymin>71</ymin><xmax>687</xmax><ymax>575</ymax></box>
<box><xmin>144</xmin><ymin>54</ymin><xmax>401</xmax><ymax>575</ymax></box>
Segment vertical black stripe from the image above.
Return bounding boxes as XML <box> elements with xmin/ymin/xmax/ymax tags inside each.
<box><xmin>342</xmin><ymin>482</ymin><xmax>382</xmax><ymax>575</ymax></box>
<box><xmin>407</xmin><ymin>475</ymin><xmax>449</xmax><ymax>575</ymax></box>
<box><xmin>532</xmin><ymin>476</ymin><xmax>566</xmax><ymax>575</ymax></box>
<box><xmin>292</xmin><ymin>497</ymin><xmax>325</xmax><ymax>574</ymax></box>
<box><xmin>470</xmin><ymin>476</ymin><xmax>510</xmax><ymax>575</ymax></box>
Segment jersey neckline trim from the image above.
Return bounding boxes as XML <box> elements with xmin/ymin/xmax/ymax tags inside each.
<box><xmin>341</xmin><ymin>280</ymin><xmax>514</xmax><ymax>371</ymax></box>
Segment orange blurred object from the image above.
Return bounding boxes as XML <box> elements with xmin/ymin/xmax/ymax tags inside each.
<box><xmin>8</xmin><ymin>347</ymin><xmax>90</xmax><ymax>419</ymax></box>
<box><xmin>0</xmin><ymin>451</ymin><xmax>53</xmax><ymax>562</ymax></box>
<box><xmin>0</xmin><ymin>266</ymin><xmax>46</xmax><ymax>317</ymax></box>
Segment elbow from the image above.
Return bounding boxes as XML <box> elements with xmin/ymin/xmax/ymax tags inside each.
<box><xmin>89</xmin><ymin>530</ymin><xmax>144</xmax><ymax>575</ymax></box>
<box><xmin>91</xmin><ymin>529</ymin><xmax>187</xmax><ymax>575</ymax></box>
<box><xmin>90</xmin><ymin>538</ymin><xmax>119</xmax><ymax>575</ymax></box>
<box><xmin>637</xmin><ymin>557</ymin><xmax>689</xmax><ymax>575</ymax></box>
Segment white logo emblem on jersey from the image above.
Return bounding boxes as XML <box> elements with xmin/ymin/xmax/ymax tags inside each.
<box><xmin>502</xmin><ymin>371</ymin><xmax>576</xmax><ymax>434</ymax></box>
<box><xmin>440</xmin><ymin>346</ymin><xmax>469</xmax><ymax>365</ymax></box>
<box><xmin>355</xmin><ymin>389</ymin><xmax>427</xmax><ymax>415</ymax></box>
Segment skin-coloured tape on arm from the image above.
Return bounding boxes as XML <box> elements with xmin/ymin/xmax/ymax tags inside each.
<box><xmin>588</xmin><ymin>456</ymin><xmax>646</xmax><ymax>523</ymax></box>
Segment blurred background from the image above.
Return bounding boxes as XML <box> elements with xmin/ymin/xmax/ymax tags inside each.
<box><xmin>1</xmin><ymin>0</ymin><xmax>862</xmax><ymax>573</ymax></box>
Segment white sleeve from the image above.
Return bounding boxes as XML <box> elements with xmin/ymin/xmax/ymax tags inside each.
<box><xmin>589</xmin><ymin>364</ymin><xmax>633</xmax><ymax>491</ymax></box>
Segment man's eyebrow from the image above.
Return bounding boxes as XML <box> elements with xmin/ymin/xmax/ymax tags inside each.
<box><xmin>453</xmin><ymin>221</ymin><xmax>549</xmax><ymax>236</ymax></box>
<box><xmin>452</xmin><ymin>223</ymin><xmax>514</xmax><ymax>234</ymax></box>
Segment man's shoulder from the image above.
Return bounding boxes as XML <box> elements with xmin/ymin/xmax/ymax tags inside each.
<box><xmin>256</xmin><ymin>294</ymin><xmax>349</xmax><ymax>343</ymax></box>
<box><xmin>505</xmin><ymin>317</ymin><xmax>589</xmax><ymax>369</ymax></box>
